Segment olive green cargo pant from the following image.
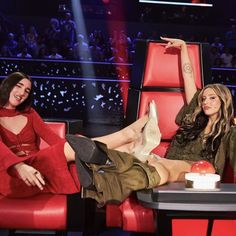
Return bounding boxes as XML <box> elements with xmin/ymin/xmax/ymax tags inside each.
<box><xmin>82</xmin><ymin>143</ymin><xmax>160</xmax><ymax>206</ymax></box>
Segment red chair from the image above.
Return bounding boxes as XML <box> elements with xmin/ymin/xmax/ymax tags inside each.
<box><xmin>0</xmin><ymin>122</ymin><xmax>78</xmax><ymax>235</ymax></box>
<box><xmin>106</xmin><ymin>40</ymin><xmax>235</xmax><ymax>235</ymax></box>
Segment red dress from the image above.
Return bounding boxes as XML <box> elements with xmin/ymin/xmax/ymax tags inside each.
<box><xmin>0</xmin><ymin>107</ymin><xmax>79</xmax><ymax>198</ymax></box>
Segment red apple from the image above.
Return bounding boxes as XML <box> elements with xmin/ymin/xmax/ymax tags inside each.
<box><xmin>191</xmin><ymin>160</ymin><xmax>216</xmax><ymax>174</ymax></box>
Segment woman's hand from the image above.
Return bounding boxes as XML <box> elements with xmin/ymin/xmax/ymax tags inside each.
<box><xmin>14</xmin><ymin>162</ymin><xmax>45</xmax><ymax>190</ymax></box>
<box><xmin>160</xmin><ymin>37</ymin><xmax>186</xmax><ymax>49</ymax></box>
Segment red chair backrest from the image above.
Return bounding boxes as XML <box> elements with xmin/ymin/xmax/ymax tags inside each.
<box><xmin>39</xmin><ymin>122</ymin><xmax>66</xmax><ymax>150</ymax></box>
<box><xmin>138</xmin><ymin>91</ymin><xmax>185</xmax><ymax>140</ymax></box>
<box><xmin>126</xmin><ymin>41</ymin><xmax>204</xmax><ymax>156</ymax></box>
<box><xmin>143</xmin><ymin>43</ymin><xmax>203</xmax><ymax>88</ymax></box>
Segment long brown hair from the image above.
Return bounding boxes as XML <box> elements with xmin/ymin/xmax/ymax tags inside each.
<box><xmin>176</xmin><ymin>83</ymin><xmax>234</xmax><ymax>161</ymax></box>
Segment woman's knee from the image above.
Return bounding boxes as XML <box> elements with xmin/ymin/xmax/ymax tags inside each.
<box><xmin>147</xmin><ymin>158</ymin><xmax>169</xmax><ymax>185</ymax></box>
<box><xmin>64</xmin><ymin>142</ymin><xmax>75</xmax><ymax>162</ymax></box>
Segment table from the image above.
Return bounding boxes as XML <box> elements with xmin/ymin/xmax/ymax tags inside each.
<box><xmin>137</xmin><ymin>182</ymin><xmax>236</xmax><ymax>236</ymax></box>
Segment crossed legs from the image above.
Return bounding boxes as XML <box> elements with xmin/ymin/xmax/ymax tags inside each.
<box><xmin>64</xmin><ymin>115</ymin><xmax>148</xmax><ymax>162</ymax></box>
<box><xmin>92</xmin><ymin>115</ymin><xmax>148</xmax><ymax>151</ymax></box>
<box><xmin>64</xmin><ymin>114</ymin><xmax>193</xmax><ymax>186</ymax></box>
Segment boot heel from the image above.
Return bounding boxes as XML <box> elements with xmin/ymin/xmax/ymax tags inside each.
<box><xmin>75</xmin><ymin>157</ymin><xmax>95</xmax><ymax>190</ymax></box>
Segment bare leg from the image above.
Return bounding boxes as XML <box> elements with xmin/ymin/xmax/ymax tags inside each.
<box><xmin>92</xmin><ymin>115</ymin><xmax>148</xmax><ymax>149</ymax></box>
<box><xmin>114</xmin><ymin>141</ymin><xmax>136</xmax><ymax>153</ymax></box>
<box><xmin>63</xmin><ymin>116</ymin><xmax>148</xmax><ymax>162</ymax></box>
<box><xmin>158</xmin><ymin>158</ymin><xmax>193</xmax><ymax>182</ymax></box>
<box><xmin>64</xmin><ymin>142</ymin><xmax>76</xmax><ymax>162</ymax></box>
<box><xmin>147</xmin><ymin>157</ymin><xmax>193</xmax><ymax>183</ymax></box>
<box><xmin>150</xmin><ymin>161</ymin><xmax>169</xmax><ymax>185</ymax></box>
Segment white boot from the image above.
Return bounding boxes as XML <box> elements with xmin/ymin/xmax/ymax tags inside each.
<box><xmin>134</xmin><ymin>100</ymin><xmax>162</xmax><ymax>162</ymax></box>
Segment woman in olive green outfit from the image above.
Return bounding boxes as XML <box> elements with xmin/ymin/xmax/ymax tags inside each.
<box><xmin>161</xmin><ymin>37</ymin><xmax>235</xmax><ymax>179</ymax></box>
<box><xmin>166</xmin><ymin>88</ymin><xmax>236</xmax><ymax>177</ymax></box>
<box><xmin>67</xmin><ymin>37</ymin><xmax>236</xmax><ymax>206</ymax></box>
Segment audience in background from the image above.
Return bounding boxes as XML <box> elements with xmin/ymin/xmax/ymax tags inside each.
<box><xmin>220</xmin><ymin>47</ymin><xmax>233</xmax><ymax>67</ymax></box>
<box><xmin>209</xmin><ymin>46</ymin><xmax>221</xmax><ymax>67</ymax></box>
<box><xmin>232</xmin><ymin>55</ymin><xmax>236</xmax><ymax>68</ymax></box>
<box><xmin>4</xmin><ymin>33</ymin><xmax>18</xmax><ymax>56</ymax></box>
<box><xmin>16</xmin><ymin>47</ymin><xmax>32</xmax><ymax>58</ymax></box>
<box><xmin>48</xmin><ymin>47</ymin><xmax>63</xmax><ymax>59</ymax></box>
<box><xmin>210</xmin><ymin>36</ymin><xmax>224</xmax><ymax>53</ymax></box>
<box><xmin>225</xmin><ymin>24</ymin><xmax>236</xmax><ymax>54</ymax></box>
<box><xmin>0</xmin><ymin>45</ymin><xmax>12</xmax><ymax>57</ymax></box>
<box><xmin>0</xmin><ymin>11</ymin><xmax>236</xmax><ymax>68</ymax></box>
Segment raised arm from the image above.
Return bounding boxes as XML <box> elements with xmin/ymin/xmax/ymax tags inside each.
<box><xmin>161</xmin><ymin>37</ymin><xmax>197</xmax><ymax>104</ymax></box>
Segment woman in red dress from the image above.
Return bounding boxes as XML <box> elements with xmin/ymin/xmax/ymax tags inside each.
<box><xmin>0</xmin><ymin>72</ymin><xmax>166</xmax><ymax>200</ymax></box>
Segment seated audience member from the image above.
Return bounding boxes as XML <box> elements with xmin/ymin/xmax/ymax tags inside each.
<box><xmin>213</xmin><ymin>57</ymin><xmax>224</xmax><ymax>67</ymax></box>
<box><xmin>73</xmin><ymin>33</ymin><xmax>89</xmax><ymax>60</ymax></box>
<box><xmin>60</xmin><ymin>12</ymin><xmax>76</xmax><ymax>48</ymax></box>
<box><xmin>25</xmin><ymin>25</ymin><xmax>39</xmax><ymax>57</ymax></box>
<box><xmin>16</xmin><ymin>47</ymin><xmax>32</xmax><ymax>58</ymax></box>
<box><xmin>3</xmin><ymin>33</ymin><xmax>18</xmax><ymax>56</ymax></box>
<box><xmin>48</xmin><ymin>47</ymin><xmax>63</xmax><ymax>59</ymax></box>
<box><xmin>225</xmin><ymin>24</ymin><xmax>236</xmax><ymax>53</ymax></box>
<box><xmin>0</xmin><ymin>45</ymin><xmax>12</xmax><ymax>57</ymax></box>
<box><xmin>44</xmin><ymin>18</ymin><xmax>61</xmax><ymax>48</ymax></box>
<box><xmin>209</xmin><ymin>46</ymin><xmax>221</xmax><ymax>67</ymax></box>
<box><xmin>220</xmin><ymin>47</ymin><xmax>233</xmax><ymax>67</ymax></box>
<box><xmin>38</xmin><ymin>45</ymin><xmax>49</xmax><ymax>59</ymax></box>
<box><xmin>231</xmin><ymin>55</ymin><xmax>236</xmax><ymax>68</ymax></box>
<box><xmin>210</xmin><ymin>36</ymin><xmax>224</xmax><ymax>53</ymax></box>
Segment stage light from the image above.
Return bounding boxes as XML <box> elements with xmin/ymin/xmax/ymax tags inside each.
<box><xmin>138</xmin><ymin>0</ymin><xmax>213</xmax><ymax>7</ymax></box>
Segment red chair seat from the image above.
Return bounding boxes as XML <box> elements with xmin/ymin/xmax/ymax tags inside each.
<box><xmin>121</xmin><ymin>196</ymin><xmax>155</xmax><ymax>233</ymax></box>
<box><xmin>0</xmin><ymin>194</ymin><xmax>67</xmax><ymax>230</ymax></box>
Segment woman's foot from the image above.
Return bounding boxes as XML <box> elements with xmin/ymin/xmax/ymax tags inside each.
<box><xmin>123</xmin><ymin>115</ymin><xmax>149</xmax><ymax>142</ymax></box>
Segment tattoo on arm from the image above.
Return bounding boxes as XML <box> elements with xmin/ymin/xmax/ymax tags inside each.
<box><xmin>183</xmin><ymin>63</ymin><xmax>193</xmax><ymax>74</ymax></box>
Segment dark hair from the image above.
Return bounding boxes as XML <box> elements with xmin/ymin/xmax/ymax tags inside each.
<box><xmin>0</xmin><ymin>72</ymin><xmax>33</xmax><ymax>111</ymax></box>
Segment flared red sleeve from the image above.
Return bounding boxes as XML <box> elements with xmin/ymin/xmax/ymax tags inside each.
<box><xmin>30</xmin><ymin>109</ymin><xmax>63</xmax><ymax>145</ymax></box>
<box><xmin>0</xmin><ymin>141</ymin><xmax>29</xmax><ymax>171</ymax></box>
